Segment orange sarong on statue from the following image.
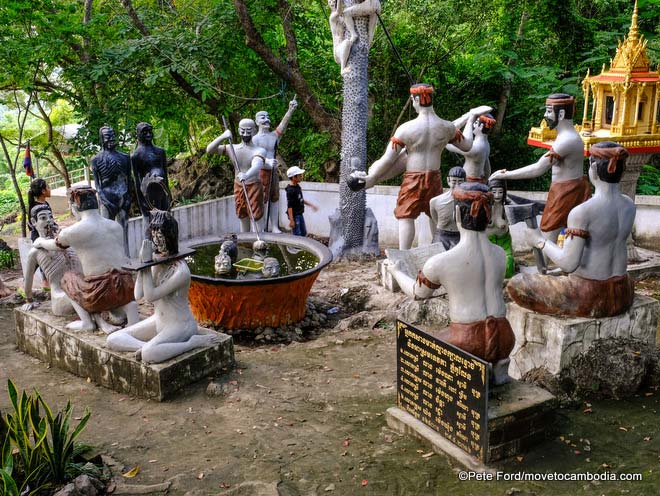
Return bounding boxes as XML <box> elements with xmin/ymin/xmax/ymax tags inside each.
<box><xmin>540</xmin><ymin>176</ymin><xmax>591</xmax><ymax>232</ymax></box>
<box><xmin>234</xmin><ymin>180</ymin><xmax>264</xmax><ymax>220</ymax></box>
<box><xmin>394</xmin><ymin>171</ymin><xmax>442</xmax><ymax>219</ymax></box>
<box><xmin>61</xmin><ymin>268</ymin><xmax>134</xmax><ymax>313</ymax></box>
<box><xmin>429</xmin><ymin>316</ymin><xmax>515</xmax><ymax>364</ymax></box>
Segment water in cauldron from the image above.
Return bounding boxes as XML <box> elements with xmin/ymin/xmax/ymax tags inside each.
<box><xmin>185</xmin><ymin>241</ymin><xmax>319</xmax><ymax>279</ymax></box>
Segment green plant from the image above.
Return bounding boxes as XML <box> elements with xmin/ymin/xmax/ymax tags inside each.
<box><xmin>637</xmin><ymin>164</ymin><xmax>660</xmax><ymax>196</ymax></box>
<box><xmin>0</xmin><ymin>250</ymin><xmax>15</xmax><ymax>270</ymax></box>
<box><xmin>1</xmin><ymin>380</ymin><xmax>92</xmax><ymax>494</ymax></box>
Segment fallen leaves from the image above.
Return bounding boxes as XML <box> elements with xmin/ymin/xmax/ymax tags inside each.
<box><xmin>122</xmin><ymin>465</ymin><xmax>140</xmax><ymax>478</ymax></box>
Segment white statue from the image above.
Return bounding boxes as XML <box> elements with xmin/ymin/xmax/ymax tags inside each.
<box><xmin>33</xmin><ymin>186</ymin><xmax>139</xmax><ymax>333</ymax></box>
<box><xmin>107</xmin><ymin>210</ymin><xmax>221</xmax><ymax>363</ymax></box>
<box><xmin>429</xmin><ymin>166</ymin><xmax>466</xmax><ymax>251</ymax></box>
<box><xmin>206</xmin><ymin>119</ymin><xmax>275</xmax><ymax>232</ymax></box>
<box><xmin>447</xmin><ymin>114</ymin><xmax>495</xmax><ymax>183</ymax></box>
<box><xmin>388</xmin><ymin>182</ymin><xmax>514</xmax><ymax>385</ymax></box>
<box><xmin>489</xmin><ymin>94</ymin><xmax>589</xmax><ymax>242</ymax></box>
<box><xmin>253</xmin><ymin>98</ymin><xmax>298</xmax><ymax>232</ymax></box>
<box><xmin>328</xmin><ymin>0</ymin><xmax>381</xmax><ymax>75</ymax></box>
<box><xmin>349</xmin><ymin>83</ymin><xmax>491</xmax><ymax>250</ymax></box>
<box><xmin>508</xmin><ymin>142</ymin><xmax>636</xmax><ymax>318</ymax></box>
<box><xmin>22</xmin><ymin>204</ymin><xmax>82</xmax><ymax>316</ymax></box>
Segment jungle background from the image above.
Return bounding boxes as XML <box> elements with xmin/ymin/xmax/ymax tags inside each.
<box><xmin>1</xmin><ymin>0</ymin><xmax>659</xmax><ymax>236</ymax></box>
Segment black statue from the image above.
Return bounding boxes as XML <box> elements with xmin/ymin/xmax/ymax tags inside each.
<box><xmin>131</xmin><ymin>123</ymin><xmax>171</xmax><ymax>237</ymax></box>
<box><xmin>91</xmin><ymin>126</ymin><xmax>132</xmax><ymax>255</ymax></box>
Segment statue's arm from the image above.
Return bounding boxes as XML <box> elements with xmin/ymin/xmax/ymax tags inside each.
<box><xmin>206</xmin><ymin>138</ymin><xmax>227</xmax><ymax>156</ymax></box>
<box><xmin>275</xmin><ymin>99</ymin><xmax>298</xmax><ymax>137</ymax></box>
<box><xmin>23</xmin><ymin>249</ymin><xmax>39</xmax><ymax>301</ymax></box>
<box><xmin>450</xmin><ymin>115</ymin><xmax>476</xmax><ymax>153</ymax></box>
<box><xmin>91</xmin><ymin>159</ymin><xmax>109</xmax><ymax>205</ymax></box>
<box><xmin>429</xmin><ymin>198</ymin><xmax>439</xmax><ymax>227</ymax></box>
<box><xmin>541</xmin><ymin>208</ymin><xmax>587</xmax><ymax>272</ymax></box>
<box><xmin>484</xmin><ymin>155</ymin><xmax>491</xmax><ymax>178</ymax></box>
<box><xmin>490</xmin><ymin>153</ymin><xmax>552</xmax><ymax>181</ymax></box>
<box><xmin>32</xmin><ymin>237</ymin><xmax>61</xmax><ymax>251</ymax></box>
<box><xmin>141</xmin><ymin>262</ymin><xmax>189</xmax><ymax>303</ymax></box>
<box><xmin>239</xmin><ymin>155</ymin><xmax>264</xmax><ymax>182</ymax></box>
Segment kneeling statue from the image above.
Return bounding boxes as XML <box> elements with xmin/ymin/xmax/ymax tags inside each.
<box><xmin>107</xmin><ymin>210</ymin><xmax>221</xmax><ymax>363</ymax></box>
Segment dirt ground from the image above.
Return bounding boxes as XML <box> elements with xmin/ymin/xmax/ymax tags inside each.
<box><xmin>2</xmin><ymin>260</ymin><xmax>660</xmax><ymax>496</ymax></box>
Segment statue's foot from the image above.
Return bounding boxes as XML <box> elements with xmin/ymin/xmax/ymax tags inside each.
<box><xmin>66</xmin><ymin>320</ymin><xmax>96</xmax><ymax>332</ymax></box>
<box><xmin>135</xmin><ymin>349</ymin><xmax>142</xmax><ymax>361</ymax></box>
<box><xmin>271</xmin><ymin>227</ymin><xmax>282</xmax><ymax>234</ymax></box>
<box><xmin>94</xmin><ymin>315</ymin><xmax>120</xmax><ymax>335</ymax></box>
<box><xmin>192</xmin><ymin>332</ymin><xmax>222</xmax><ymax>348</ymax></box>
<box><xmin>105</xmin><ymin>309</ymin><xmax>126</xmax><ymax>326</ymax></box>
<box><xmin>492</xmin><ymin>358</ymin><xmax>512</xmax><ymax>386</ymax></box>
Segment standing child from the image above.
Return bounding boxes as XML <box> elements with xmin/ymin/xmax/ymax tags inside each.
<box><xmin>285</xmin><ymin>166</ymin><xmax>318</xmax><ymax>236</ymax></box>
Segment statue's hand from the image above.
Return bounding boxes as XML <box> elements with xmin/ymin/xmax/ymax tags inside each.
<box><xmin>237</xmin><ymin>172</ymin><xmax>248</xmax><ymax>182</ymax></box>
<box><xmin>347</xmin><ymin>171</ymin><xmax>368</xmax><ymax>191</ymax></box>
<box><xmin>469</xmin><ymin>105</ymin><xmax>493</xmax><ymax>117</ymax></box>
<box><xmin>265</xmin><ymin>158</ymin><xmax>278</xmax><ymax>169</ymax></box>
<box><xmin>289</xmin><ymin>99</ymin><xmax>298</xmax><ymax>111</ymax></box>
<box><xmin>140</xmin><ymin>239</ymin><xmax>154</xmax><ymax>263</ymax></box>
<box><xmin>523</xmin><ymin>226</ymin><xmax>545</xmax><ymax>250</ymax></box>
<box><xmin>32</xmin><ymin>238</ymin><xmax>44</xmax><ymax>249</ymax></box>
<box><xmin>22</xmin><ymin>302</ymin><xmax>35</xmax><ymax>312</ymax></box>
<box><xmin>488</xmin><ymin>169</ymin><xmax>507</xmax><ymax>181</ymax></box>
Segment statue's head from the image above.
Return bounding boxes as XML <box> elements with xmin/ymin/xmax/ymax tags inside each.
<box><xmin>68</xmin><ymin>186</ymin><xmax>98</xmax><ymax>216</ymax></box>
<box><xmin>215</xmin><ymin>251</ymin><xmax>233</xmax><ymax>275</ymax></box>
<box><xmin>252</xmin><ymin>239</ymin><xmax>268</xmax><ymax>260</ymax></box>
<box><xmin>475</xmin><ymin>114</ymin><xmax>496</xmax><ymax>135</ymax></box>
<box><xmin>410</xmin><ymin>84</ymin><xmax>434</xmax><ymax>108</ymax></box>
<box><xmin>149</xmin><ymin>209</ymin><xmax>179</xmax><ymax>256</ymax></box>
<box><xmin>31</xmin><ymin>204</ymin><xmax>57</xmax><ymax>239</ymax></box>
<box><xmin>99</xmin><ymin>126</ymin><xmax>116</xmax><ymax>150</ymax></box>
<box><xmin>488</xmin><ymin>178</ymin><xmax>508</xmax><ymax>205</ymax></box>
<box><xmin>589</xmin><ymin>141</ymin><xmax>628</xmax><ymax>184</ymax></box>
<box><xmin>447</xmin><ymin>166</ymin><xmax>466</xmax><ymax>190</ymax></box>
<box><xmin>544</xmin><ymin>94</ymin><xmax>575</xmax><ymax>129</ymax></box>
<box><xmin>262</xmin><ymin>257</ymin><xmax>280</xmax><ymax>278</ymax></box>
<box><xmin>238</xmin><ymin>119</ymin><xmax>256</xmax><ymax>143</ymax></box>
<box><xmin>136</xmin><ymin>122</ymin><xmax>153</xmax><ymax>145</ymax></box>
<box><xmin>453</xmin><ymin>183</ymin><xmax>493</xmax><ymax>232</ymax></box>
<box><xmin>255</xmin><ymin>111</ymin><xmax>271</xmax><ymax>128</ymax></box>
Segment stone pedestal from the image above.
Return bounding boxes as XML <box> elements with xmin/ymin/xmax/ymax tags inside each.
<box><xmin>14</xmin><ymin>308</ymin><xmax>234</xmax><ymax>401</ymax></box>
<box><xmin>386</xmin><ymin>380</ymin><xmax>556</xmax><ymax>470</ymax></box>
<box><xmin>507</xmin><ymin>295</ymin><xmax>659</xmax><ymax>379</ymax></box>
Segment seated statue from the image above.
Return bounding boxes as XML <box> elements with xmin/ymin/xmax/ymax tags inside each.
<box><xmin>33</xmin><ymin>186</ymin><xmax>139</xmax><ymax>333</ymax></box>
<box><xmin>486</xmin><ymin>178</ymin><xmax>514</xmax><ymax>278</ymax></box>
<box><xmin>507</xmin><ymin>142</ymin><xmax>635</xmax><ymax>318</ymax></box>
<box><xmin>23</xmin><ymin>204</ymin><xmax>83</xmax><ymax>316</ymax></box>
<box><xmin>429</xmin><ymin>166</ymin><xmax>466</xmax><ymax>251</ymax></box>
<box><xmin>389</xmin><ymin>182</ymin><xmax>515</xmax><ymax>385</ymax></box>
<box><xmin>107</xmin><ymin>210</ymin><xmax>221</xmax><ymax>363</ymax></box>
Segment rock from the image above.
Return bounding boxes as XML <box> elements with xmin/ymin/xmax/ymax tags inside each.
<box><xmin>75</xmin><ymin>475</ymin><xmax>100</xmax><ymax>496</ymax></box>
<box><xmin>324</xmin><ymin>483</ymin><xmax>336</xmax><ymax>491</ymax></box>
<box><xmin>206</xmin><ymin>381</ymin><xmax>238</xmax><ymax>397</ymax></box>
<box><xmin>53</xmin><ymin>483</ymin><xmax>77</xmax><ymax>496</ymax></box>
<box><xmin>559</xmin><ymin>338</ymin><xmax>651</xmax><ymax>400</ymax></box>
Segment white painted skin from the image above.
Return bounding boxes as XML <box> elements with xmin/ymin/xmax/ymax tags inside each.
<box><xmin>328</xmin><ymin>0</ymin><xmax>381</xmax><ymax>74</ymax></box>
<box><xmin>350</xmin><ymin>97</ymin><xmax>491</xmax><ymax>249</ymax></box>
<box><xmin>489</xmin><ymin>104</ymin><xmax>585</xmax><ymax>243</ymax></box>
<box><xmin>106</xmin><ymin>239</ymin><xmax>222</xmax><ymax>363</ymax></box>
<box><xmin>521</xmin><ymin>160</ymin><xmax>635</xmax><ymax>280</ymax></box>
<box><xmin>388</xmin><ymin>204</ymin><xmax>507</xmax><ymax>323</ymax></box>
<box><xmin>446</xmin><ymin>118</ymin><xmax>491</xmax><ymax>180</ymax></box>
<box><xmin>429</xmin><ymin>176</ymin><xmax>465</xmax><ymax>234</ymax></box>
<box><xmin>253</xmin><ymin>99</ymin><xmax>298</xmax><ymax>233</ymax></box>
<box><xmin>33</xmin><ymin>201</ymin><xmax>139</xmax><ymax>333</ymax></box>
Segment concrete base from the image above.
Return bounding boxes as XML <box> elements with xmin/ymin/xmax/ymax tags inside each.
<box><xmin>386</xmin><ymin>381</ymin><xmax>556</xmax><ymax>469</ymax></box>
<box><xmin>14</xmin><ymin>308</ymin><xmax>235</xmax><ymax>401</ymax></box>
<box><xmin>508</xmin><ymin>295</ymin><xmax>659</xmax><ymax>379</ymax></box>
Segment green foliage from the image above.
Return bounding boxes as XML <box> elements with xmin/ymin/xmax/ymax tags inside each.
<box><xmin>0</xmin><ymin>250</ymin><xmax>15</xmax><ymax>270</ymax></box>
<box><xmin>637</xmin><ymin>165</ymin><xmax>660</xmax><ymax>196</ymax></box>
<box><xmin>1</xmin><ymin>380</ymin><xmax>93</xmax><ymax>494</ymax></box>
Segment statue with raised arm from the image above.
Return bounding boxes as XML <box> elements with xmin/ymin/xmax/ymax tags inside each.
<box><xmin>22</xmin><ymin>204</ymin><xmax>83</xmax><ymax>316</ymax></box>
<box><xmin>107</xmin><ymin>210</ymin><xmax>221</xmax><ymax>363</ymax></box>
<box><xmin>489</xmin><ymin>94</ymin><xmax>590</xmax><ymax>242</ymax></box>
<box><xmin>429</xmin><ymin>166</ymin><xmax>466</xmax><ymax>251</ymax></box>
<box><xmin>328</xmin><ymin>0</ymin><xmax>381</xmax><ymax>75</ymax></box>
<box><xmin>131</xmin><ymin>122</ymin><xmax>171</xmax><ymax>236</ymax></box>
<box><xmin>206</xmin><ymin>119</ymin><xmax>274</xmax><ymax>232</ymax></box>
<box><xmin>348</xmin><ymin>83</ymin><xmax>491</xmax><ymax>250</ymax></box>
<box><xmin>447</xmin><ymin>114</ymin><xmax>495</xmax><ymax>183</ymax></box>
<box><xmin>91</xmin><ymin>126</ymin><xmax>132</xmax><ymax>255</ymax></box>
<box><xmin>507</xmin><ymin>142</ymin><xmax>635</xmax><ymax>318</ymax></box>
<box><xmin>388</xmin><ymin>182</ymin><xmax>515</xmax><ymax>385</ymax></box>
<box><xmin>32</xmin><ymin>186</ymin><xmax>139</xmax><ymax>333</ymax></box>
<box><xmin>253</xmin><ymin>98</ymin><xmax>298</xmax><ymax>232</ymax></box>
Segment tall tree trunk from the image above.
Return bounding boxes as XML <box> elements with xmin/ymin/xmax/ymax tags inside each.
<box><xmin>34</xmin><ymin>97</ymin><xmax>72</xmax><ymax>189</ymax></box>
<box><xmin>494</xmin><ymin>11</ymin><xmax>528</xmax><ymax>134</ymax></box>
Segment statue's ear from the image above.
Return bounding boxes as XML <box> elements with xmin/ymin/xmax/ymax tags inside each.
<box><xmin>558</xmin><ymin>109</ymin><xmax>566</xmax><ymax>121</ymax></box>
